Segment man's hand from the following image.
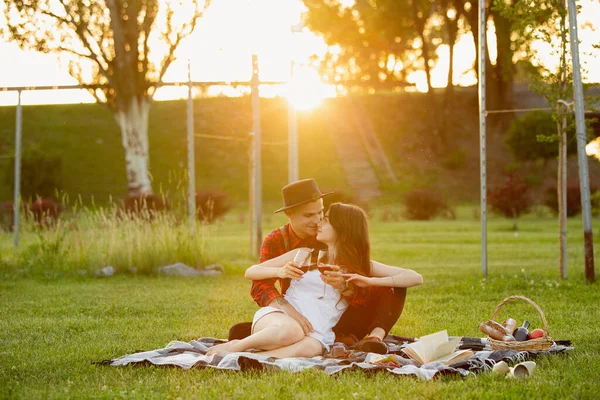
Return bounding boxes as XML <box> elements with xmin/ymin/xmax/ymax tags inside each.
<box><xmin>268</xmin><ymin>297</ymin><xmax>314</xmax><ymax>335</ymax></box>
<box><xmin>277</xmin><ymin>261</ymin><xmax>305</xmax><ymax>280</ymax></box>
<box><xmin>320</xmin><ymin>264</ymin><xmax>347</xmax><ymax>291</ymax></box>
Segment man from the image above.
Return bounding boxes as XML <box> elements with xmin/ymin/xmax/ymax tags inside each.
<box><xmin>229</xmin><ymin>178</ymin><xmax>422</xmax><ymax>354</ymax></box>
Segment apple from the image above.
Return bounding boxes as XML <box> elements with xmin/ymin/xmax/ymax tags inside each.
<box><xmin>528</xmin><ymin>328</ymin><xmax>545</xmax><ymax>339</ymax></box>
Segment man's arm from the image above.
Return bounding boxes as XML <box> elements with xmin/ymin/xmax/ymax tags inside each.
<box><xmin>249</xmin><ymin>231</ymin><xmax>287</xmax><ymax>307</ymax></box>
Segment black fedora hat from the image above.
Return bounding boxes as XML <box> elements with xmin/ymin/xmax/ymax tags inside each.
<box><xmin>274</xmin><ymin>179</ymin><xmax>334</xmax><ymax>213</ymax></box>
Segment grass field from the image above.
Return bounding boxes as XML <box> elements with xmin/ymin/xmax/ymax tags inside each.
<box><xmin>1</xmin><ymin>208</ymin><xmax>599</xmax><ymax>399</ymax></box>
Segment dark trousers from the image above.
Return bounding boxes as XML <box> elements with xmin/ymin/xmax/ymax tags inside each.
<box><xmin>333</xmin><ymin>287</ymin><xmax>407</xmax><ymax>340</ymax></box>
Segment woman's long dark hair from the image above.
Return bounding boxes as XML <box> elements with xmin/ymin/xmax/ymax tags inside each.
<box><xmin>328</xmin><ymin>202</ymin><xmax>371</xmax><ymax>276</ymax></box>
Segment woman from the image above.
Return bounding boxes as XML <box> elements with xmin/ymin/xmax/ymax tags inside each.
<box><xmin>206</xmin><ymin>203</ymin><xmax>423</xmax><ymax>358</ymax></box>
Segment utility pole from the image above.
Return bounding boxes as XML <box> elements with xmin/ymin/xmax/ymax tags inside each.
<box><xmin>186</xmin><ymin>59</ymin><xmax>196</xmax><ymax>237</ymax></box>
<box><xmin>13</xmin><ymin>90</ymin><xmax>22</xmax><ymax>248</ymax></box>
<box><xmin>251</xmin><ymin>54</ymin><xmax>262</xmax><ymax>256</ymax></box>
<box><xmin>478</xmin><ymin>0</ymin><xmax>487</xmax><ymax>277</ymax></box>
<box><xmin>566</xmin><ymin>0</ymin><xmax>595</xmax><ymax>283</ymax></box>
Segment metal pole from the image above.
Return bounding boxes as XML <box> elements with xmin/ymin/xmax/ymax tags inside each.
<box><xmin>566</xmin><ymin>0</ymin><xmax>595</xmax><ymax>283</ymax></box>
<box><xmin>251</xmin><ymin>54</ymin><xmax>262</xmax><ymax>256</ymax></box>
<box><xmin>288</xmin><ymin>60</ymin><xmax>299</xmax><ymax>183</ymax></box>
<box><xmin>187</xmin><ymin>59</ymin><xmax>196</xmax><ymax>236</ymax></box>
<box><xmin>249</xmin><ymin>131</ymin><xmax>255</xmax><ymax>255</ymax></box>
<box><xmin>13</xmin><ymin>90</ymin><xmax>22</xmax><ymax>248</ymax></box>
<box><xmin>478</xmin><ymin>0</ymin><xmax>487</xmax><ymax>277</ymax></box>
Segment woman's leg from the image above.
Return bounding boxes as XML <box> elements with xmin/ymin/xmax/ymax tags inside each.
<box><xmin>206</xmin><ymin>312</ymin><xmax>304</xmax><ymax>356</ymax></box>
<box><xmin>253</xmin><ymin>336</ymin><xmax>324</xmax><ymax>359</ymax></box>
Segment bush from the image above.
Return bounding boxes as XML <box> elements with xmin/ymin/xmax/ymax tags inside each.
<box><xmin>0</xmin><ymin>201</ymin><xmax>13</xmax><ymax>231</ymax></box>
<box><xmin>119</xmin><ymin>193</ymin><xmax>170</xmax><ymax>220</ymax></box>
<box><xmin>544</xmin><ymin>183</ymin><xmax>599</xmax><ymax>217</ymax></box>
<box><xmin>0</xmin><ymin>199</ymin><xmax>63</xmax><ymax>230</ymax></box>
<box><xmin>195</xmin><ymin>189</ymin><xmax>231</xmax><ymax>223</ymax></box>
<box><xmin>5</xmin><ymin>146</ymin><xmax>62</xmax><ymax>200</ymax></box>
<box><xmin>403</xmin><ymin>189</ymin><xmax>455</xmax><ymax>220</ymax></box>
<box><xmin>592</xmin><ymin>191</ymin><xmax>600</xmax><ymax>217</ymax></box>
<box><xmin>505</xmin><ymin>111</ymin><xmax>577</xmax><ymax>163</ymax></box>
<box><xmin>25</xmin><ymin>198</ymin><xmax>63</xmax><ymax>228</ymax></box>
<box><xmin>488</xmin><ymin>172</ymin><xmax>533</xmax><ymax>229</ymax></box>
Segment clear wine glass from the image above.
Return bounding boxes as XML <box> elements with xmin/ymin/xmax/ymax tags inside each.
<box><xmin>288</xmin><ymin>248</ymin><xmax>312</xmax><ymax>299</ymax></box>
<box><xmin>316</xmin><ymin>250</ymin><xmax>331</xmax><ymax>299</ymax></box>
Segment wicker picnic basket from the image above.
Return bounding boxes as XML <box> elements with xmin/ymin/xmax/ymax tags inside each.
<box><xmin>487</xmin><ymin>295</ymin><xmax>554</xmax><ymax>351</ymax></box>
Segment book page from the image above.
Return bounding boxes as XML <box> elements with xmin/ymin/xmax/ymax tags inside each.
<box><xmin>433</xmin><ymin>349</ymin><xmax>474</xmax><ymax>365</ymax></box>
<box><xmin>403</xmin><ymin>331</ymin><xmax>463</xmax><ymax>364</ymax></box>
<box><xmin>428</xmin><ymin>336</ymin><xmax>461</xmax><ymax>362</ymax></box>
<box><xmin>404</xmin><ymin>330</ymin><xmax>448</xmax><ymax>364</ymax></box>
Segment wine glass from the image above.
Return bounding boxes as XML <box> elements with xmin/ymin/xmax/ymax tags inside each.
<box><xmin>288</xmin><ymin>248</ymin><xmax>312</xmax><ymax>299</ymax></box>
<box><xmin>317</xmin><ymin>250</ymin><xmax>331</xmax><ymax>299</ymax></box>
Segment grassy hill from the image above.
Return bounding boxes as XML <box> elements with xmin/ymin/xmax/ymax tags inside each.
<box><xmin>1</xmin><ymin>91</ymin><xmax>598</xmax><ymax>207</ymax></box>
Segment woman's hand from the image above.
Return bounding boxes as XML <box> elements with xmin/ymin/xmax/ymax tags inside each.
<box><xmin>277</xmin><ymin>261</ymin><xmax>304</xmax><ymax>280</ymax></box>
<box><xmin>341</xmin><ymin>273</ymin><xmax>375</xmax><ymax>287</ymax></box>
<box><xmin>320</xmin><ymin>264</ymin><xmax>347</xmax><ymax>291</ymax></box>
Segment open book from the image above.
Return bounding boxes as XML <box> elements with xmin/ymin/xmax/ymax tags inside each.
<box><xmin>402</xmin><ymin>330</ymin><xmax>473</xmax><ymax>365</ymax></box>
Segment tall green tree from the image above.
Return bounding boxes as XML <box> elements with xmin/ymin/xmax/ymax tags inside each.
<box><xmin>3</xmin><ymin>0</ymin><xmax>210</xmax><ymax>196</ymax></box>
<box><xmin>496</xmin><ymin>0</ymin><xmax>597</xmax><ymax>280</ymax></box>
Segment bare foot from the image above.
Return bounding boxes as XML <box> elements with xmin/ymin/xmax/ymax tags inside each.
<box><xmin>206</xmin><ymin>340</ymin><xmax>240</xmax><ymax>356</ymax></box>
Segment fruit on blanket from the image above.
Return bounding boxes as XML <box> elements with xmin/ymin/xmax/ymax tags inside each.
<box><xmin>528</xmin><ymin>328</ymin><xmax>545</xmax><ymax>339</ymax></box>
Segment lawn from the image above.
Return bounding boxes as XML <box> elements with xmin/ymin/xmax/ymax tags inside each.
<box><xmin>1</xmin><ymin>209</ymin><xmax>599</xmax><ymax>399</ymax></box>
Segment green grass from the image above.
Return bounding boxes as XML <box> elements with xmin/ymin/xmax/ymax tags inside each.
<box><xmin>0</xmin><ymin>210</ymin><xmax>599</xmax><ymax>399</ymax></box>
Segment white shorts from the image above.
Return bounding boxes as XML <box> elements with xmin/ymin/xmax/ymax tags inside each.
<box><xmin>251</xmin><ymin>306</ymin><xmax>329</xmax><ymax>352</ymax></box>
<box><xmin>251</xmin><ymin>306</ymin><xmax>285</xmax><ymax>333</ymax></box>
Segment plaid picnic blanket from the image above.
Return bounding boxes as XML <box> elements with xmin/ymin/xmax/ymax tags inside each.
<box><xmin>99</xmin><ymin>335</ymin><xmax>573</xmax><ymax>380</ymax></box>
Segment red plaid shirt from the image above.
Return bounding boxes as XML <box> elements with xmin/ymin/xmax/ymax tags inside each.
<box><xmin>250</xmin><ymin>223</ymin><xmax>366</xmax><ymax>308</ymax></box>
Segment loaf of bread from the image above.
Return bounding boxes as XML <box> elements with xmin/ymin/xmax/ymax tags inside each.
<box><xmin>479</xmin><ymin>320</ymin><xmax>516</xmax><ymax>341</ymax></box>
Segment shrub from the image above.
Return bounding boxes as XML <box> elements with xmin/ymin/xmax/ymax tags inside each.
<box><xmin>403</xmin><ymin>189</ymin><xmax>455</xmax><ymax>220</ymax></box>
<box><xmin>544</xmin><ymin>183</ymin><xmax>599</xmax><ymax>217</ymax></box>
<box><xmin>0</xmin><ymin>201</ymin><xmax>14</xmax><ymax>231</ymax></box>
<box><xmin>119</xmin><ymin>193</ymin><xmax>170</xmax><ymax>220</ymax></box>
<box><xmin>488</xmin><ymin>172</ymin><xmax>533</xmax><ymax>229</ymax></box>
<box><xmin>505</xmin><ymin>111</ymin><xmax>577</xmax><ymax>163</ymax></box>
<box><xmin>592</xmin><ymin>191</ymin><xmax>600</xmax><ymax>217</ymax></box>
<box><xmin>195</xmin><ymin>189</ymin><xmax>231</xmax><ymax>223</ymax></box>
<box><xmin>5</xmin><ymin>146</ymin><xmax>62</xmax><ymax>200</ymax></box>
<box><xmin>0</xmin><ymin>199</ymin><xmax>63</xmax><ymax>230</ymax></box>
<box><xmin>24</xmin><ymin>198</ymin><xmax>63</xmax><ymax>228</ymax></box>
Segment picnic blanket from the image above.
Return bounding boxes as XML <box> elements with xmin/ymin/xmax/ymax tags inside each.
<box><xmin>100</xmin><ymin>335</ymin><xmax>573</xmax><ymax>380</ymax></box>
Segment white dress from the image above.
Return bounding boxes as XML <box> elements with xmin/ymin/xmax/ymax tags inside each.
<box><xmin>252</xmin><ymin>269</ymin><xmax>348</xmax><ymax>351</ymax></box>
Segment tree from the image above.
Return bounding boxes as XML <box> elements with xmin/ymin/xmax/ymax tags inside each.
<box><xmin>3</xmin><ymin>0</ymin><xmax>210</xmax><ymax>195</ymax></box>
<box><xmin>505</xmin><ymin>110</ymin><xmax>578</xmax><ymax>164</ymax></box>
<box><xmin>496</xmin><ymin>0</ymin><xmax>597</xmax><ymax>280</ymax></box>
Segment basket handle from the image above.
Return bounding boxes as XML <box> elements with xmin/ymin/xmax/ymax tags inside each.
<box><xmin>491</xmin><ymin>295</ymin><xmax>549</xmax><ymax>336</ymax></box>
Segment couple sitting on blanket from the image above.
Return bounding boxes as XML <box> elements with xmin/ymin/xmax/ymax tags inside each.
<box><xmin>207</xmin><ymin>179</ymin><xmax>423</xmax><ymax>358</ymax></box>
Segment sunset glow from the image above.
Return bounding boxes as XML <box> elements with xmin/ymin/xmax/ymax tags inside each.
<box><xmin>0</xmin><ymin>0</ymin><xmax>599</xmax><ymax>106</ymax></box>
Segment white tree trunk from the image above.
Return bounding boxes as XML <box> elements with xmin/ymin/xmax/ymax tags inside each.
<box><xmin>115</xmin><ymin>97</ymin><xmax>152</xmax><ymax>195</ymax></box>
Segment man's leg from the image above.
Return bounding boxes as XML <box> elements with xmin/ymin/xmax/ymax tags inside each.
<box><xmin>333</xmin><ymin>287</ymin><xmax>407</xmax><ymax>352</ymax></box>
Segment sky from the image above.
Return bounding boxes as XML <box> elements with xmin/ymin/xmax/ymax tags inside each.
<box><xmin>0</xmin><ymin>0</ymin><xmax>599</xmax><ymax>107</ymax></box>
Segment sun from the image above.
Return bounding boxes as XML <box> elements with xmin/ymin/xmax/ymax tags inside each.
<box><xmin>285</xmin><ymin>66</ymin><xmax>334</xmax><ymax>111</ymax></box>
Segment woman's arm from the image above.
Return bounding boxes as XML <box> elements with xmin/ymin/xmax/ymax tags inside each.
<box><xmin>244</xmin><ymin>248</ymin><xmax>311</xmax><ymax>280</ymax></box>
<box><xmin>342</xmin><ymin>260</ymin><xmax>423</xmax><ymax>288</ymax></box>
